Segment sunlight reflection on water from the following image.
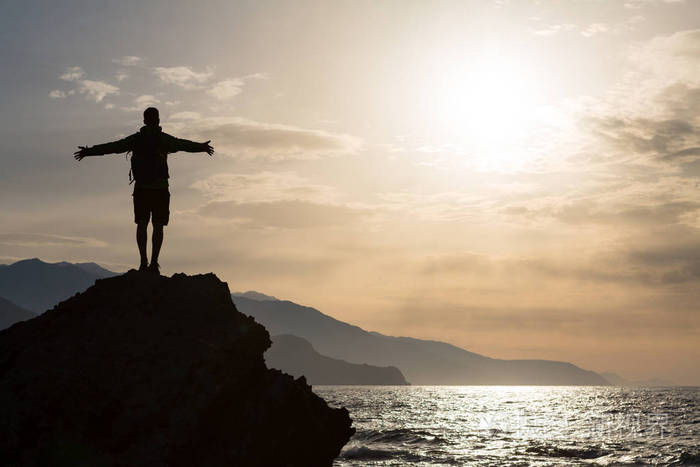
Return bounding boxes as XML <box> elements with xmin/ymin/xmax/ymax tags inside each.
<box><xmin>315</xmin><ymin>386</ymin><xmax>700</xmax><ymax>466</ymax></box>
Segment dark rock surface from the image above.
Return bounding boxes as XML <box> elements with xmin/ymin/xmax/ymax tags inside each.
<box><xmin>266</xmin><ymin>334</ymin><xmax>409</xmax><ymax>385</ymax></box>
<box><xmin>0</xmin><ymin>271</ymin><xmax>353</xmax><ymax>467</ymax></box>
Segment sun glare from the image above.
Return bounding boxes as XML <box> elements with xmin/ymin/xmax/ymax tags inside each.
<box><xmin>429</xmin><ymin>52</ymin><xmax>543</xmax><ymax>171</ymax></box>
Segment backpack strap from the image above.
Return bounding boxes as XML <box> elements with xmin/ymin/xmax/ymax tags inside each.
<box><xmin>126</xmin><ymin>151</ymin><xmax>134</xmax><ymax>185</ymax></box>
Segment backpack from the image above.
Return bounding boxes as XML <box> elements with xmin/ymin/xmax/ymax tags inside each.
<box><xmin>129</xmin><ymin>130</ymin><xmax>169</xmax><ymax>184</ymax></box>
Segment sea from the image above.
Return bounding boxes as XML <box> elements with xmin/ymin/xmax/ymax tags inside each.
<box><xmin>314</xmin><ymin>386</ymin><xmax>700</xmax><ymax>466</ymax></box>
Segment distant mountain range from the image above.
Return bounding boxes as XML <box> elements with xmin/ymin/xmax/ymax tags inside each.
<box><xmin>600</xmin><ymin>372</ymin><xmax>676</xmax><ymax>387</ymax></box>
<box><xmin>232</xmin><ymin>291</ymin><xmax>279</xmax><ymax>302</ymax></box>
<box><xmin>232</xmin><ymin>296</ymin><xmax>609</xmax><ymax>385</ymax></box>
<box><xmin>267</xmin><ymin>334</ymin><xmax>408</xmax><ymax>385</ymax></box>
<box><xmin>0</xmin><ymin>296</ymin><xmax>36</xmax><ymax>331</ymax></box>
<box><xmin>0</xmin><ymin>258</ymin><xmax>625</xmax><ymax>385</ymax></box>
<box><xmin>0</xmin><ymin>258</ymin><xmax>118</xmax><ymax>313</ymax></box>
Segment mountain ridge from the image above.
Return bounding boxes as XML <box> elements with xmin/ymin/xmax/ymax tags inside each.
<box><xmin>232</xmin><ymin>295</ymin><xmax>609</xmax><ymax>385</ymax></box>
<box><xmin>0</xmin><ymin>258</ymin><xmax>109</xmax><ymax>312</ymax></box>
<box><xmin>0</xmin><ymin>296</ymin><xmax>36</xmax><ymax>331</ymax></box>
<box><xmin>267</xmin><ymin>334</ymin><xmax>409</xmax><ymax>385</ymax></box>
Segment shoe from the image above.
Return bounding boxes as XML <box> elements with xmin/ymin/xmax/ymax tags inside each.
<box><xmin>148</xmin><ymin>262</ymin><xmax>160</xmax><ymax>275</ymax></box>
<box><xmin>138</xmin><ymin>261</ymin><xmax>148</xmax><ymax>272</ymax></box>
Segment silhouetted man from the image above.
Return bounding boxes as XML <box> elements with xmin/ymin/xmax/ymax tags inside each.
<box><xmin>74</xmin><ymin>107</ymin><xmax>214</xmax><ymax>273</ymax></box>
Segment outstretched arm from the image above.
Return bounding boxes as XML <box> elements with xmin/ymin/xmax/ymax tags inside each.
<box><xmin>165</xmin><ymin>135</ymin><xmax>214</xmax><ymax>156</ymax></box>
<box><xmin>73</xmin><ymin>135</ymin><xmax>135</xmax><ymax>161</ymax></box>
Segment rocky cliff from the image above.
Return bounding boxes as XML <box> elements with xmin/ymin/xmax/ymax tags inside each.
<box><xmin>0</xmin><ymin>271</ymin><xmax>353</xmax><ymax>467</ymax></box>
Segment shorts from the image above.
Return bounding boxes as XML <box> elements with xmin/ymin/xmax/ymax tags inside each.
<box><xmin>133</xmin><ymin>188</ymin><xmax>170</xmax><ymax>226</ymax></box>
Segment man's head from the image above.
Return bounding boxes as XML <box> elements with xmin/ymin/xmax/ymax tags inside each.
<box><xmin>143</xmin><ymin>107</ymin><xmax>160</xmax><ymax>127</ymax></box>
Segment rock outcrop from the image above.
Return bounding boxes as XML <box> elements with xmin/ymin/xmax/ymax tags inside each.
<box><xmin>0</xmin><ymin>271</ymin><xmax>353</xmax><ymax>467</ymax></box>
<box><xmin>266</xmin><ymin>334</ymin><xmax>410</xmax><ymax>385</ymax></box>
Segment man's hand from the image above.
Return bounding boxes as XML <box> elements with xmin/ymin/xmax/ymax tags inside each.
<box><xmin>203</xmin><ymin>140</ymin><xmax>214</xmax><ymax>156</ymax></box>
<box><xmin>73</xmin><ymin>146</ymin><xmax>90</xmax><ymax>161</ymax></box>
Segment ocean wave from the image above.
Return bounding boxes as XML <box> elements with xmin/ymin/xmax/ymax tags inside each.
<box><xmin>671</xmin><ymin>450</ymin><xmax>700</xmax><ymax>466</ymax></box>
<box><xmin>341</xmin><ymin>445</ymin><xmax>395</xmax><ymax>461</ymax></box>
<box><xmin>340</xmin><ymin>444</ymin><xmax>430</xmax><ymax>462</ymax></box>
<box><xmin>355</xmin><ymin>428</ymin><xmax>448</xmax><ymax>445</ymax></box>
<box><xmin>524</xmin><ymin>443</ymin><xmax>609</xmax><ymax>459</ymax></box>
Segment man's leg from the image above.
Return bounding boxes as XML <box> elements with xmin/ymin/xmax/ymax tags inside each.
<box><xmin>136</xmin><ymin>222</ymin><xmax>148</xmax><ymax>268</ymax></box>
<box><xmin>151</xmin><ymin>223</ymin><xmax>164</xmax><ymax>266</ymax></box>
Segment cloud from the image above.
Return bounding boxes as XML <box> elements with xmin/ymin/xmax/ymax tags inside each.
<box><xmin>115</xmin><ymin>71</ymin><xmax>129</xmax><ymax>82</ymax></box>
<box><xmin>191</xmin><ymin>172</ymin><xmax>340</xmax><ymax>204</ymax></box>
<box><xmin>586</xmin><ymin>114</ymin><xmax>699</xmax><ymax>163</ymax></box>
<box><xmin>54</xmin><ymin>66</ymin><xmax>119</xmax><ymax>103</ymax></box>
<box><xmin>78</xmin><ymin>80</ymin><xmax>119</xmax><ymax>103</ymax></box>
<box><xmin>198</xmin><ymin>200</ymin><xmax>368</xmax><ymax>228</ymax></box>
<box><xmin>153</xmin><ymin>65</ymin><xmax>213</xmax><ymax>89</ymax></box>
<box><xmin>207</xmin><ymin>73</ymin><xmax>268</xmax><ymax>100</ymax></box>
<box><xmin>169</xmin><ymin>111</ymin><xmax>202</xmax><ymax>120</ymax></box>
<box><xmin>60</xmin><ymin>66</ymin><xmax>84</xmax><ymax>82</ymax></box>
<box><xmin>48</xmin><ymin>89</ymin><xmax>66</xmax><ymax>99</ymax></box>
<box><xmin>625</xmin><ymin>240</ymin><xmax>700</xmax><ymax>284</ymax></box>
<box><xmin>191</xmin><ymin>172</ymin><xmax>367</xmax><ymax>228</ymax></box>
<box><xmin>112</xmin><ymin>55</ymin><xmax>143</xmax><ymax>66</ymax></box>
<box><xmin>166</xmin><ymin>116</ymin><xmax>361</xmax><ymax>159</ymax></box>
<box><xmin>242</xmin><ymin>72</ymin><xmax>269</xmax><ymax>80</ymax></box>
<box><xmin>120</xmin><ymin>94</ymin><xmax>159</xmax><ymax>111</ymax></box>
<box><xmin>532</xmin><ymin>16</ymin><xmax>645</xmax><ymax>39</ymax></box>
<box><xmin>574</xmin><ymin>30</ymin><xmax>700</xmax><ymax>168</ymax></box>
<box><xmin>531</xmin><ymin>23</ymin><xmax>577</xmax><ymax>36</ymax></box>
<box><xmin>625</xmin><ymin>0</ymin><xmax>685</xmax><ymax>8</ymax></box>
<box><xmin>134</xmin><ymin>94</ymin><xmax>159</xmax><ymax>107</ymax></box>
<box><xmin>0</xmin><ymin>233</ymin><xmax>107</xmax><ymax>248</ymax></box>
<box><xmin>207</xmin><ymin>78</ymin><xmax>244</xmax><ymax>100</ymax></box>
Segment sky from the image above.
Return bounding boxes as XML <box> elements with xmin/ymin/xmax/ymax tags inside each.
<box><xmin>1</xmin><ymin>0</ymin><xmax>699</xmax><ymax>384</ymax></box>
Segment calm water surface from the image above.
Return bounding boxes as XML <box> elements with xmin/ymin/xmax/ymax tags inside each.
<box><xmin>315</xmin><ymin>386</ymin><xmax>700</xmax><ymax>466</ymax></box>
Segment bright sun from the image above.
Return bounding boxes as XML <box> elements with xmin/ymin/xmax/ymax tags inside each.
<box><xmin>430</xmin><ymin>52</ymin><xmax>544</xmax><ymax>171</ymax></box>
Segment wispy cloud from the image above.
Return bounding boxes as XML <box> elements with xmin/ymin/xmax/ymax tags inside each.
<box><xmin>191</xmin><ymin>172</ymin><xmax>340</xmax><ymax>204</ymax></box>
<box><xmin>112</xmin><ymin>55</ymin><xmax>144</xmax><ymax>66</ymax></box>
<box><xmin>0</xmin><ymin>233</ymin><xmax>107</xmax><ymax>248</ymax></box>
<box><xmin>531</xmin><ymin>23</ymin><xmax>577</xmax><ymax>36</ymax></box>
<box><xmin>165</xmin><ymin>116</ymin><xmax>361</xmax><ymax>159</ymax></box>
<box><xmin>59</xmin><ymin>66</ymin><xmax>84</xmax><ymax>82</ymax></box>
<box><xmin>581</xmin><ymin>16</ymin><xmax>646</xmax><ymax>38</ymax></box>
<box><xmin>53</xmin><ymin>66</ymin><xmax>119</xmax><ymax>103</ymax></box>
<box><xmin>48</xmin><ymin>89</ymin><xmax>66</xmax><ymax>99</ymax></box>
<box><xmin>152</xmin><ymin>65</ymin><xmax>213</xmax><ymax>89</ymax></box>
<box><xmin>207</xmin><ymin>78</ymin><xmax>244</xmax><ymax>100</ymax></box>
<box><xmin>207</xmin><ymin>73</ymin><xmax>267</xmax><ymax>100</ymax></box>
<box><xmin>78</xmin><ymin>79</ymin><xmax>119</xmax><ymax>103</ymax></box>
<box><xmin>624</xmin><ymin>0</ymin><xmax>685</xmax><ymax>9</ymax></box>
<box><xmin>120</xmin><ymin>94</ymin><xmax>159</xmax><ymax>111</ymax></box>
<box><xmin>191</xmin><ymin>172</ymin><xmax>364</xmax><ymax>229</ymax></box>
<box><xmin>169</xmin><ymin>111</ymin><xmax>202</xmax><ymax>120</ymax></box>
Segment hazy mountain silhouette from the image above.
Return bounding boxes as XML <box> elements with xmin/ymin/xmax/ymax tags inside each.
<box><xmin>232</xmin><ymin>290</ymin><xmax>280</xmax><ymax>301</ymax></box>
<box><xmin>0</xmin><ymin>296</ymin><xmax>36</xmax><ymax>331</ymax></box>
<box><xmin>233</xmin><ymin>296</ymin><xmax>610</xmax><ymax>385</ymax></box>
<box><xmin>601</xmin><ymin>372</ymin><xmax>676</xmax><ymax>387</ymax></box>
<box><xmin>0</xmin><ymin>271</ymin><xmax>353</xmax><ymax>466</ymax></box>
<box><xmin>0</xmin><ymin>258</ymin><xmax>116</xmax><ymax>312</ymax></box>
<box><xmin>267</xmin><ymin>334</ymin><xmax>409</xmax><ymax>385</ymax></box>
<box><xmin>61</xmin><ymin>261</ymin><xmax>120</xmax><ymax>278</ymax></box>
